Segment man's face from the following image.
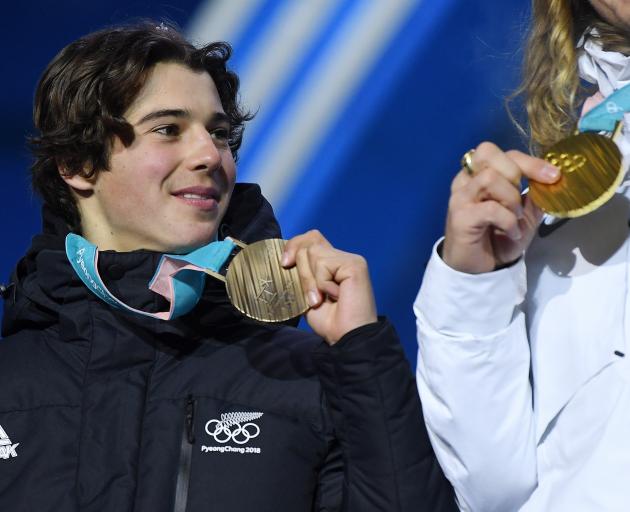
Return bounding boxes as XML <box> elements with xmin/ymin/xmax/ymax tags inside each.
<box><xmin>74</xmin><ymin>61</ymin><xmax>236</xmax><ymax>253</ymax></box>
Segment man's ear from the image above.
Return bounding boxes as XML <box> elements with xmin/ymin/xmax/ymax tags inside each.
<box><xmin>58</xmin><ymin>162</ymin><xmax>96</xmax><ymax>192</ymax></box>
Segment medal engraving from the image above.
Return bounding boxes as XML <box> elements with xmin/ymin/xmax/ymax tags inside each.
<box><xmin>545</xmin><ymin>152</ymin><xmax>586</xmax><ymax>174</ymax></box>
<box><xmin>225</xmin><ymin>239</ymin><xmax>308</xmax><ymax>322</ymax></box>
<box><xmin>256</xmin><ymin>277</ymin><xmax>296</xmax><ymax>309</ymax></box>
<box><xmin>528</xmin><ymin>132</ymin><xmax>623</xmax><ymax>218</ymax></box>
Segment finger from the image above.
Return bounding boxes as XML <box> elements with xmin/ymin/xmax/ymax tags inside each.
<box><xmin>452</xmin><ymin>200</ymin><xmax>522</xmax><ymax>241</ymax></box>
<box><xmin>470</xmin><ymin>142</ymin><xmax>525</xmax><ymax>186</ymax></box>
<box><xmin>308</xmin><ymin>247</ymin><xmax>347</xmax><ymax>300</ymax></box>
<box><xmin>295</xmin><ymin>246</ymin><xmax>322</xmax><ymax>307</ymax></box>
<box><xmin>505</xmin><ymin>150</ymin><xmax>561</xmax><ymax>184</ymax></box>
<box><xmin>452</xmin><ymin>147</ymin><xmax>561</xmax><ymax>197</ymax></box>
<box><xmin>451</xmin><ymin>168</ymin><xmax>474</xmax><ymax>193</ymax></box>
<box><xmin>306</xmin><ymin>244</ymin><xmax>369</xmax><ymax>302</ymax></box>
<box><xmin>452</xmin><ymin>167</ymin><xmax>525</xmax><ymax>218</ymax></box>
<box><xmin>281</xmin><ymin>229</ymin><xmax>331</xmax><ymax>267</ymax></box>
<box><xmin>452</xmin><ymin>142</ymin><xmax>526</xmax><ymax>193</ymax></box>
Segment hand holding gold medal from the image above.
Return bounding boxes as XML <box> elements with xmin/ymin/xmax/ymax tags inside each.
<box><xmin>281</xmin><ymin>230</ymin><xmax>377</xmax><ymax>344</ymax></box>
<box><xmin>206</xmin><ymin>231</ymin><xmax>377</xmax><ymax>343</ymax></box>
<box><xmin>445</xmin><ymin>85</ymin><xmax>630</xmax><ymax>274</ymax></box>
<box><xmin>460</xmin><ymin>126</ymin><xmax>624</xmax><ymax>219</ymax></box>
<box><xmin>462</xmin><ymin>84</ymin><xmax>629</xmax><ymax>219</ymax></box>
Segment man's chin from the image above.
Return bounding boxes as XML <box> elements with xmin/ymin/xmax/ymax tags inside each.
<box><xmin>166</xmin><ymin>231</ymin><xmax>219</xmax><ymax>254</ymax></box>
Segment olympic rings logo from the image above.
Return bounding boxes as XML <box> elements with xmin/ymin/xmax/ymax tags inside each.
<box><xmin>204</xmin><ymin>412</ymin><xmax>263</xmax><ymax>445</ymax></box>
<box><xmin>607</xmin><ymin>101</ymin><xmax>623</xmax><ymax>114</ymax></box>
<box><xmin>545</xmin><ymin>152</ymin><xmax>586</xmax><ymax>174</ymax></box>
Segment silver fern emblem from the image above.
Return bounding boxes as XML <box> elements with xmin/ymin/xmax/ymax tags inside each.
<box><xmin>220</xmin><ymin>412</ymin><xmax>264</xmax><ymax>428</ymax></box>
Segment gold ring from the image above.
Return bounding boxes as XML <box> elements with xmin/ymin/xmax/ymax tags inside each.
<box><xmin>461</xmin><ymin>149</ymin><xmax>476</xmax><ymax>176</ymax></box>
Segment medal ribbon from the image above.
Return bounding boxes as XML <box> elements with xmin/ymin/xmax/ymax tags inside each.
<box><xmin>65</xmin><ymin>233</ymin><xmax>236</xmax><ymax>320</ymax></box>
<box><xmin>578</xmin><ymin>82</ymin><xmax>630</xmax><ymax>132</ymax></box>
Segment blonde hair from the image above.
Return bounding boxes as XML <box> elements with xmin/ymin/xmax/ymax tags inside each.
<box><xmin>513</xmin><ymin>0</ymin><xmax>630</xmax><ymax>154</ymax></box>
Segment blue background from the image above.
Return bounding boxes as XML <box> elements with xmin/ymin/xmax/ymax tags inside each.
<box><xmin>0</xmin><ymin>0</ymin><xmax>529</xmax><ymax>363</ymax></box>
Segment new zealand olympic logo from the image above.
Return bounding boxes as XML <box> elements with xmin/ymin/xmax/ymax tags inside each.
<box><xmin>205</xmin><ymin>412</ymin><xmax>263</xmax><ymax>445</ymax></box>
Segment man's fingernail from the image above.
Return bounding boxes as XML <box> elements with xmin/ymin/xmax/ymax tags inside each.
<box><xmin>541</xmin><ymin>164</ymin><xmax>560</xmax><ymax>181</ymax></box>
<box><xmin>516</xmin><ymin>204</ymin><xmax>525</xmax><ymax>219</ymax></box>
<box><xmin>308</xmin><ymin>290</ymin><xmax>319</xmax><ymax>306</ymax></box>
<box><xmin>281</xmin><ymin>252</ymin><xmax>289</xmax><ymax>266</ymax></box>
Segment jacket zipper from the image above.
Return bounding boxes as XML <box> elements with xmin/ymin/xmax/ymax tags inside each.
<box><xmin>173</xmin><ymin>395</ymin><xmax>196</xmax><ymax>512</ymax></box>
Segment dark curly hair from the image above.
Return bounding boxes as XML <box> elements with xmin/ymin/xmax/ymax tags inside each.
<box><xmin>29</xmin><ymin>21</ymin><xmax>253</xmax><ymax>232</ymax></box>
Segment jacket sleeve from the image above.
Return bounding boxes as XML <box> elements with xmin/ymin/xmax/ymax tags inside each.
<box><xmin>313</xmin><ymin>319</ymin><xmax>457</xmax><ymax>512</ymax></box>
<box><xmin>414</xmin><ymin>242</ymin><xmax>537</xmax><ymax>511</ymax></box>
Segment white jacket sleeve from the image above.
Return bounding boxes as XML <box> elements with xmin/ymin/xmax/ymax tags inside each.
<box><xmin>415</xmin><ymin>241</ymin><xmax>537</xmax><ymax>512</ymax></box>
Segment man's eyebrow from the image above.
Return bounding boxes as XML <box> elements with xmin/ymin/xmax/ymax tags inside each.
<box><xmin>136</xmin><ymin>109</ymin><xmax>191</xmax><ymax>124</ymax></box>
<box><xmin>136</xmin><ymin>109</ymin><xmax>231</xmax><ymax>125</ymax></box>
<box><xmin>212</xmin><ymin>112</ymin><xmax>231</xmax><ymax>125</ymax></box>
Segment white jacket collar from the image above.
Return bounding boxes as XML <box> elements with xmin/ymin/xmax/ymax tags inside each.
<box><xmin>578</xmin><ymin>32</ymin><xmax>630</xmax><ymax>96</ymax></box>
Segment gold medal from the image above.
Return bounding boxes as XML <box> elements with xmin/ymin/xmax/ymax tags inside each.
<box><xmin>218</xmin><ymin>239</ymin><xmax>308</xmax><ymax>323</ymax></box>
<box><xmin>528</xmin><ymin>132</ymin><xmax>623</xmax><ymax>218</ymax></box>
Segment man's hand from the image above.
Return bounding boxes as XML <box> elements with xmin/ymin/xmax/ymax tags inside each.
<box><xmin>282</xmin><ymin>230</ymin><xmax>377</xmax><ymax>345</ymax></box>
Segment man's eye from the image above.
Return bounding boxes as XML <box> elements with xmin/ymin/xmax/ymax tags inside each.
<box><xmin>154</xmin><ymin>124</ymin><xmax>180</xmax><ymax>136</ymax></box>
<box><xmin>211</xmin><ymin>128</ymin><xmax>231</xmax><ymax>144</ymax></box>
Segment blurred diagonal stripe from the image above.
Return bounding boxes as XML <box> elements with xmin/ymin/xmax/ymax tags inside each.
<box><xmin>186</xmin><ymin>0</ymin><xmax>266</xmax><ymax>45</ymax></box>
<box><xmin>240</xmin><ymin>0</ymin><xmax>420</xmax><ymax>210</ymax></box>
<box><xmin>237</xmin><ymin>0</ymin><xmax>341</xmax><ymax>145</ymax></box>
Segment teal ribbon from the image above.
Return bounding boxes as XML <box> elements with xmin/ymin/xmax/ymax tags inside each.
<box><xmin>578</xmin><ymin>82</ymin><xmax>630</xmax><ymax>132</ymax></box>
<box><xmin>65</xmin><ymin>233</ymin><xmax>236</xmax><ymax>320</ymax></box>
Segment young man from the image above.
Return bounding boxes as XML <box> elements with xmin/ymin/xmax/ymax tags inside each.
<box><xmin>0</xmin><ymin>22</ymin><xmax>455</xmax><ymax>511</ymax></box>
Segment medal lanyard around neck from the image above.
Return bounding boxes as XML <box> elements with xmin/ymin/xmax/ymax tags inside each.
<box><xmin>579</xmin><ymin>82</ymin><xmax>630</xmax><ymax>133</ymax></box>
<box><xmin>580</xmin><ymin>83</ymin><xmax>630</xmax><ymax>192</ymax></box>
<box><xmin>65</xmin><ymin>233</ymin><xmax>236</xmax><ymax>320</ymax></box>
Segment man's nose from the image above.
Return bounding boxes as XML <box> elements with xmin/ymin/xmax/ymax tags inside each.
<box><xmin>187</xmin><ymin>131</ymin><xmax>222</xmax><ymax>172</ymax></box>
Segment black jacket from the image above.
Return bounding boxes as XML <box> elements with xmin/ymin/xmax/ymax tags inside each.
<box><xmin>0</xmin><ymin>184</ymin><xmax>455</xmax><ymax>511</ymax></box>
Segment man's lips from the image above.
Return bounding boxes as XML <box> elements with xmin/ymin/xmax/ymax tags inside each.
<box><xmin>171</xmin><ymin>186</ymin><xmax>220</xmax><ymax>211</ymax></box>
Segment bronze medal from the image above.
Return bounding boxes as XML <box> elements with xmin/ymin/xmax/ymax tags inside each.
<box><xmin>528</xmin><ymin>132</ymin><xmax>623</xmax><ymax>218</ymax></box>
<box><xmin>224</xmin><ymin>239</ymin><xmax>308</xmax><ymax>323</ymax></box>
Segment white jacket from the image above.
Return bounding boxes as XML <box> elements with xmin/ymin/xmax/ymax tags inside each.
<box><xmin>416</xmin><ymin>205</ymin><xmax>630</xmax><ymax>510</ymax></box>
<box><xmin>414</xmin><ymin>39</ymin><xmax>630</xmax><ymax>512</ymax></box>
